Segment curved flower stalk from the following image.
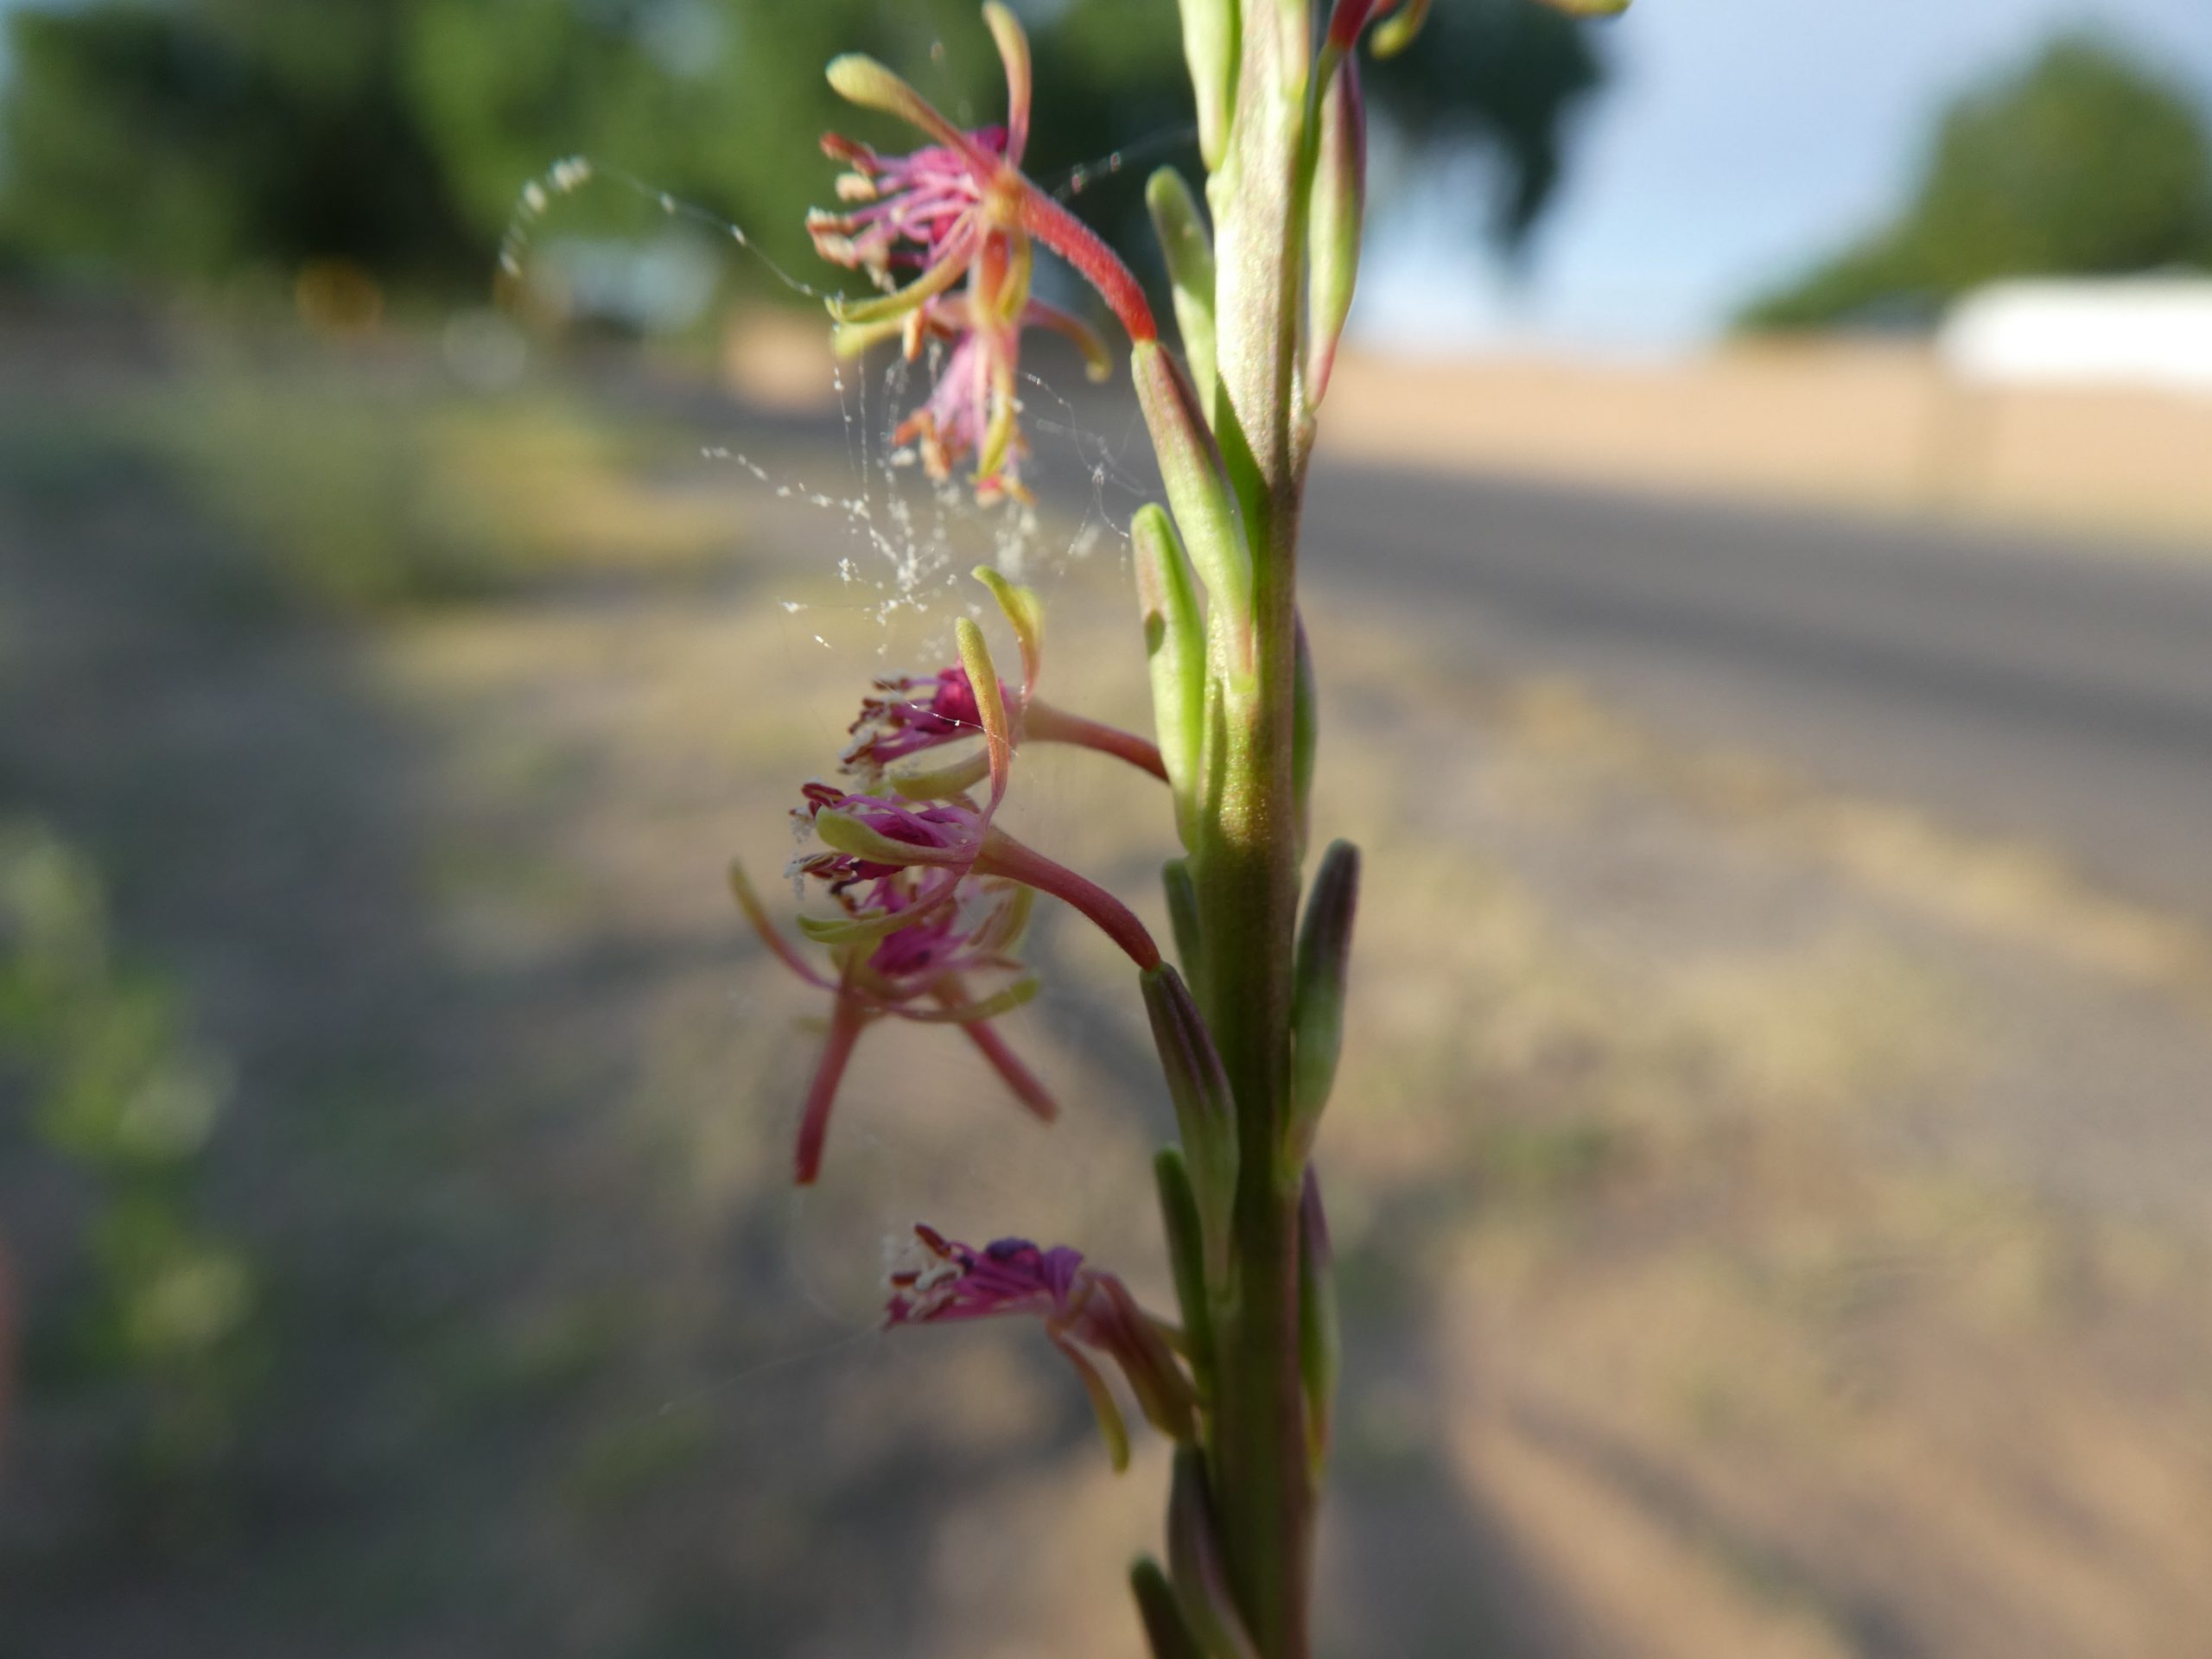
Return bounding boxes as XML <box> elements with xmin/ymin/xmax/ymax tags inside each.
<box><xmin>807</xmin><ymin>1</ymin><xmax>1157</xmax><ymax>503</ymax></box>
<box><xmin>887</xmin><ymin>1225</ymin><xmax>1197</xmax><ymax>1471</ymax></box>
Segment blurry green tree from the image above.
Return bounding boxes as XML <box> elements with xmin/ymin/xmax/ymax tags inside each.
<box><xmin>0</xmin><ymin>0</ymin><xmax>1607</xmax><ymax>305</ymax></box>
<box><xmin>1743</xmin><ymin>34</ymin><xmax>2212</xmax><ymax>332</ymax></box>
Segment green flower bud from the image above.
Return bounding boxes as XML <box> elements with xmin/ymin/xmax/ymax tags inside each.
<box><xmin>1287</xmin><ymin>839</ymin><xmax>1360</xmax><ymax>1171</ymax></box>
<box><xmin>1147</xmin><ymin>168</ymin><xmax>1220</xmax><ymax>414</ymax></box>
<box><xmin>1169</xmin><ymin>1450</ymin><xmax>1261</xmax><ymax>1659</ymax></box>
<box><xmin>1132</xmin><ymin>340</ymin><xmax>1252</xmax><ymax>665</ymax></box>
<box><xmin>1132</xmin><ymin>1557</ymin><xmax>1206</xmax><ymax>1659</ymax></box>
<box><xmin>1135</xmin><ymin>505</ymin><xmax>1206</xmax><ymax>849</ymax></box>
<box><xmin>1141</xmin><ymin>965</ymin><xmax>1237</xmax><ymax>1280</ymax></box>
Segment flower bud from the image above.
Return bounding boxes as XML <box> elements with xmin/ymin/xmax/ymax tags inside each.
<box><xmin>1134</xmin><ymin>505</ymin><xmax>1205</xmax><ymax>849</ymax></box>
<box><xmin>1369</xmin><ymin>0</ymin><xmax>1432</xmax><ymax>57</ymax></box>
<box><xmin>1146</xmin><ymin>168</ymin><xmax>1219</xmax><ymax>412</ymax></box>
<box><xmin>1141</xmin><ymin>964</ymin><xmax>1236</xmax><ymax>1278</ymax></box>
<box><xmin>1292</xmin><ymin>614</ymin><xmax>1317</xmax><ymax>857</ymax></box>
<box><xmin>1299</xmin><ymin>1168</ymin><xmax>1340</xmax><ymax>1474</ymax></box>
<box><xmin>1169</xmin><ymin>1450</ymin><xmax>1261</xmax><ymax>1659</ymax></box>
<box><xmin>1306</xmin><ymin>53</ymin><xmax>1365</xmax><ymax>407</ymax></box>
<box><xmin>1287</xmin><ymin>839</ymin><xmax>1360</xmax><ymax>1170</ymax></box>
<box><xmin>1132</xmin><ymin>340</ymin><xmax>1252</xmax><ymax>663</ymax></box>
<box><xmin>973</xmin><ymin>563</ymin><xmax>1044</xmax><ymax>697</ymax></box>
<box><xmin>1174</xmin><ymin>0</ymin><xmax>1237</xmax><ymax>170</ymax></box>
<box><xmin>1161</xmin><ymin>857</ymin><xmax>1205</xmax><ymax>990</ymax></box>
<box><xmin>1131</xmin><ymin>1556</ymin><xmax>1206</xmax><ymax>1659</ymax></box>
<box><xmin>1154</xmin><ymin>1148</ymin><xmax>1215</xmax><ymax>1397</ymax></box>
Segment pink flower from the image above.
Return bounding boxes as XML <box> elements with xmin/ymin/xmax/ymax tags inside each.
<box><xmin>731</xmin><ymin>847</ymin><xmax>1053</xmax><ymax>1185</ymax></box>
<box><xmin>732</xmin><ymin>608</ymin><xmax>1160</xmax><ymax>1185</ymax></box>
<box><xmin>807</xmin><ymin>3</ymin><xmax>1157</xmax><ymax>501</ymax></box>
<box><xmin>887</xmin><ymin>1224</ymin><xmax>1197</xmax><ymax>1469</ymax></box>
<box><xmin>843</xmin><ymin>664</ymin><xmax>1001</xmax><ymax>778</ymax></box>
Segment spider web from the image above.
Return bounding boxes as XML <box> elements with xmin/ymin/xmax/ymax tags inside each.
<box><xmin>492</xmin><ymin>130</ymin><xmax>1190</xmax><ymax>1424</ymax></box>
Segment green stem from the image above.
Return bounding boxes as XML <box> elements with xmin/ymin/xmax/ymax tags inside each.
<box><xmin>1197</xmin><ymin>1</ymin><xmax>1313</xmax><ymax>1649</ymax></box>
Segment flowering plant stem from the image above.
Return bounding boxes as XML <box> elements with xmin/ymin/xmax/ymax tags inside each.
<box><xmin>759</xmin><ymin>2</ymin><xmax>1630</xmax><ymax>1652</ymax></box>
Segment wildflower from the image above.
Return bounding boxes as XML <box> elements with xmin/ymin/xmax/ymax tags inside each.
<box><xmin>736</xmin><ymin>604</ymin><xmax>1160</xmax><ymax>1183</ymax></box>
<box><xmin>731</xmin><ymin>854</ymin><xmax>1053</xmax><ymax>1185</ymax></box>
<box><xmin>808</xmin><ymin>3</ymin><xmax>1157</xmax><ymax>500</ymax></box>
<box><xmin>842</xmin><ymin>660</ymin><xmax>1164</xmax><ymax>795</ymax></box>
<box><xmin>887</xmin><ymin>1224</ymin><xmax>1197</xmax><ymax>1469</ymax></box>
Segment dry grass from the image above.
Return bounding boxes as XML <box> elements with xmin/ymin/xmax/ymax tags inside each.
<box><xmin>1314</xmin><ymin>341</ymin><xmax>2212</xmax><ymax>550</ymax></box>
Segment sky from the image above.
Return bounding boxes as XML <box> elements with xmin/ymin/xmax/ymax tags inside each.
<box><xmin>1357</xmin><ymin>0</ymin><xmax>2212</xmax><ymax>355</ymax></box>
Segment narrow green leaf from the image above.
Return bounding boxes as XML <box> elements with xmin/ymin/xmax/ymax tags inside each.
<box><xmin>1146</xmin><ymin>168</ymin><xmax>1220</xmax><ymax>413</ymax></box>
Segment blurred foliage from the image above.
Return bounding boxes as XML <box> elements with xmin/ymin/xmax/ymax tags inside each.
<box><xmin>1743</xmin><ymin>35</ymin><xmax>2212</xmax><ymax>332</ymax></box>
<box><xmin>0</xmin><ymin>0</ymin><xmax>1607</xmax><ymax>304</ymax></box>
<box><xmin>0</xmin><ymin>820</ymin><xmax>263</xmax><ymax>1486</ymax></box>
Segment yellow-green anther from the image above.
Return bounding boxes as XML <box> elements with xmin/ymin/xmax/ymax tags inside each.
<box><xmin>1306</xmin><ymin>52</ymin><xmax>1365</xmax><ymax>408</ymax></box>
<box><xmin>1153</xmin><ymin>1148</ymin><xmax>1215</xmax><ymax>1397</ymax></box>
<box><xmin>1168</xmin><ymin>1450</ymin><xmax>1261</xmax><ymax>1659</ymax></box>
<box><xmin>1287</xmin><ymin>839</ymin><xmax>1360</xmax><ymax>1170</ymax></box>
<box><xmin>1292</xmin><ymin>613</ymin><xmax>1317</xmax><ymax>857</ymax></box>
<box><xmin>1298</xmin><ymin>1169</ymin><xmax>1340</xmax><ymax>1474</ymax></box>
<box><xmin>824</xmin><ymin>54</ymin><xmax>968</xmax><ymax>150</ymax></box>
<box><xmin>1132</xmin><ymin>340</ymin><xmax>1252</xmax><ymax>663</ymax></box>
<box><xmin>1369</xmin><ymin>0</ymin><xmax>1431</xmax><ymax>57</ymax></box>
<box><xmin>1162</xmin><ymin>857</ymin><xmax>1204</xmax><ymax>989</ymax></box>
<box><xmin>955</xmin><ymin>617</ymin><xmax>1013</xmax><ymax>794</ymax></box>
<box><xmin>1141</xmin><ymin>964</ymin><xmax>1236</xmax><ymax>1281</ymax></box>
<box><xmin>888</xmin><ymin>750</ymin><xmax>992</xmax><ymax>800</ymax></box>
<box><xmin>1540</xmin><ymin>0</ymin><xmax>1630</xmax><ymax>14</ymax></box>
<box><xmin>814</xmin><ymin>809</ymin><xmax>968</xmax><ymax>868</ymax></box>
<box><xmin>1132</xmin><ymin>1557</ymin><xmax>1207</xmax><ymax>1659</ymax></box>
<box><xmin>830</xmin><ymin>315</ymin><xmax>906</xmax><ymax>359</ymax></box>
<box><xmin>1174</xmin><ymin>0</ymin><xmax>1238</xmax><ymax>171</ymax></box>
<box><xmin>1147</xmin><ymin>168</ymin><xmax>1219</xmax><ymax>413</ymax></box>
<box><xmin>973</xmin><ymin>563</ymin><xmax>1044</xmax><ymax>695</ymax></box>
<box><xmin>1134</xmin><ymin>505</ymin><xmax>1205</xmax><ymax>848</ymax></box>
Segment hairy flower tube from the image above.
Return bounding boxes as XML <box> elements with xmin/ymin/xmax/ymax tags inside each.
<box><xmin>887</xmin><ymin>1225</ymin><xmax>1197</xmax><ymax>1470</ymax></box>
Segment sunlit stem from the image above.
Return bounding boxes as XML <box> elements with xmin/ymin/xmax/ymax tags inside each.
<box><xmin>1196</xmin><ymin>0</ymin><xmax>1316</xmax><ymax>1651</ymax></box>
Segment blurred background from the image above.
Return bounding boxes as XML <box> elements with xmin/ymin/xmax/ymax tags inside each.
<box><xmin>4</xmin><ymin>2</ymin><xmax>2212</xmax><ymax>1656</ymax></box>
